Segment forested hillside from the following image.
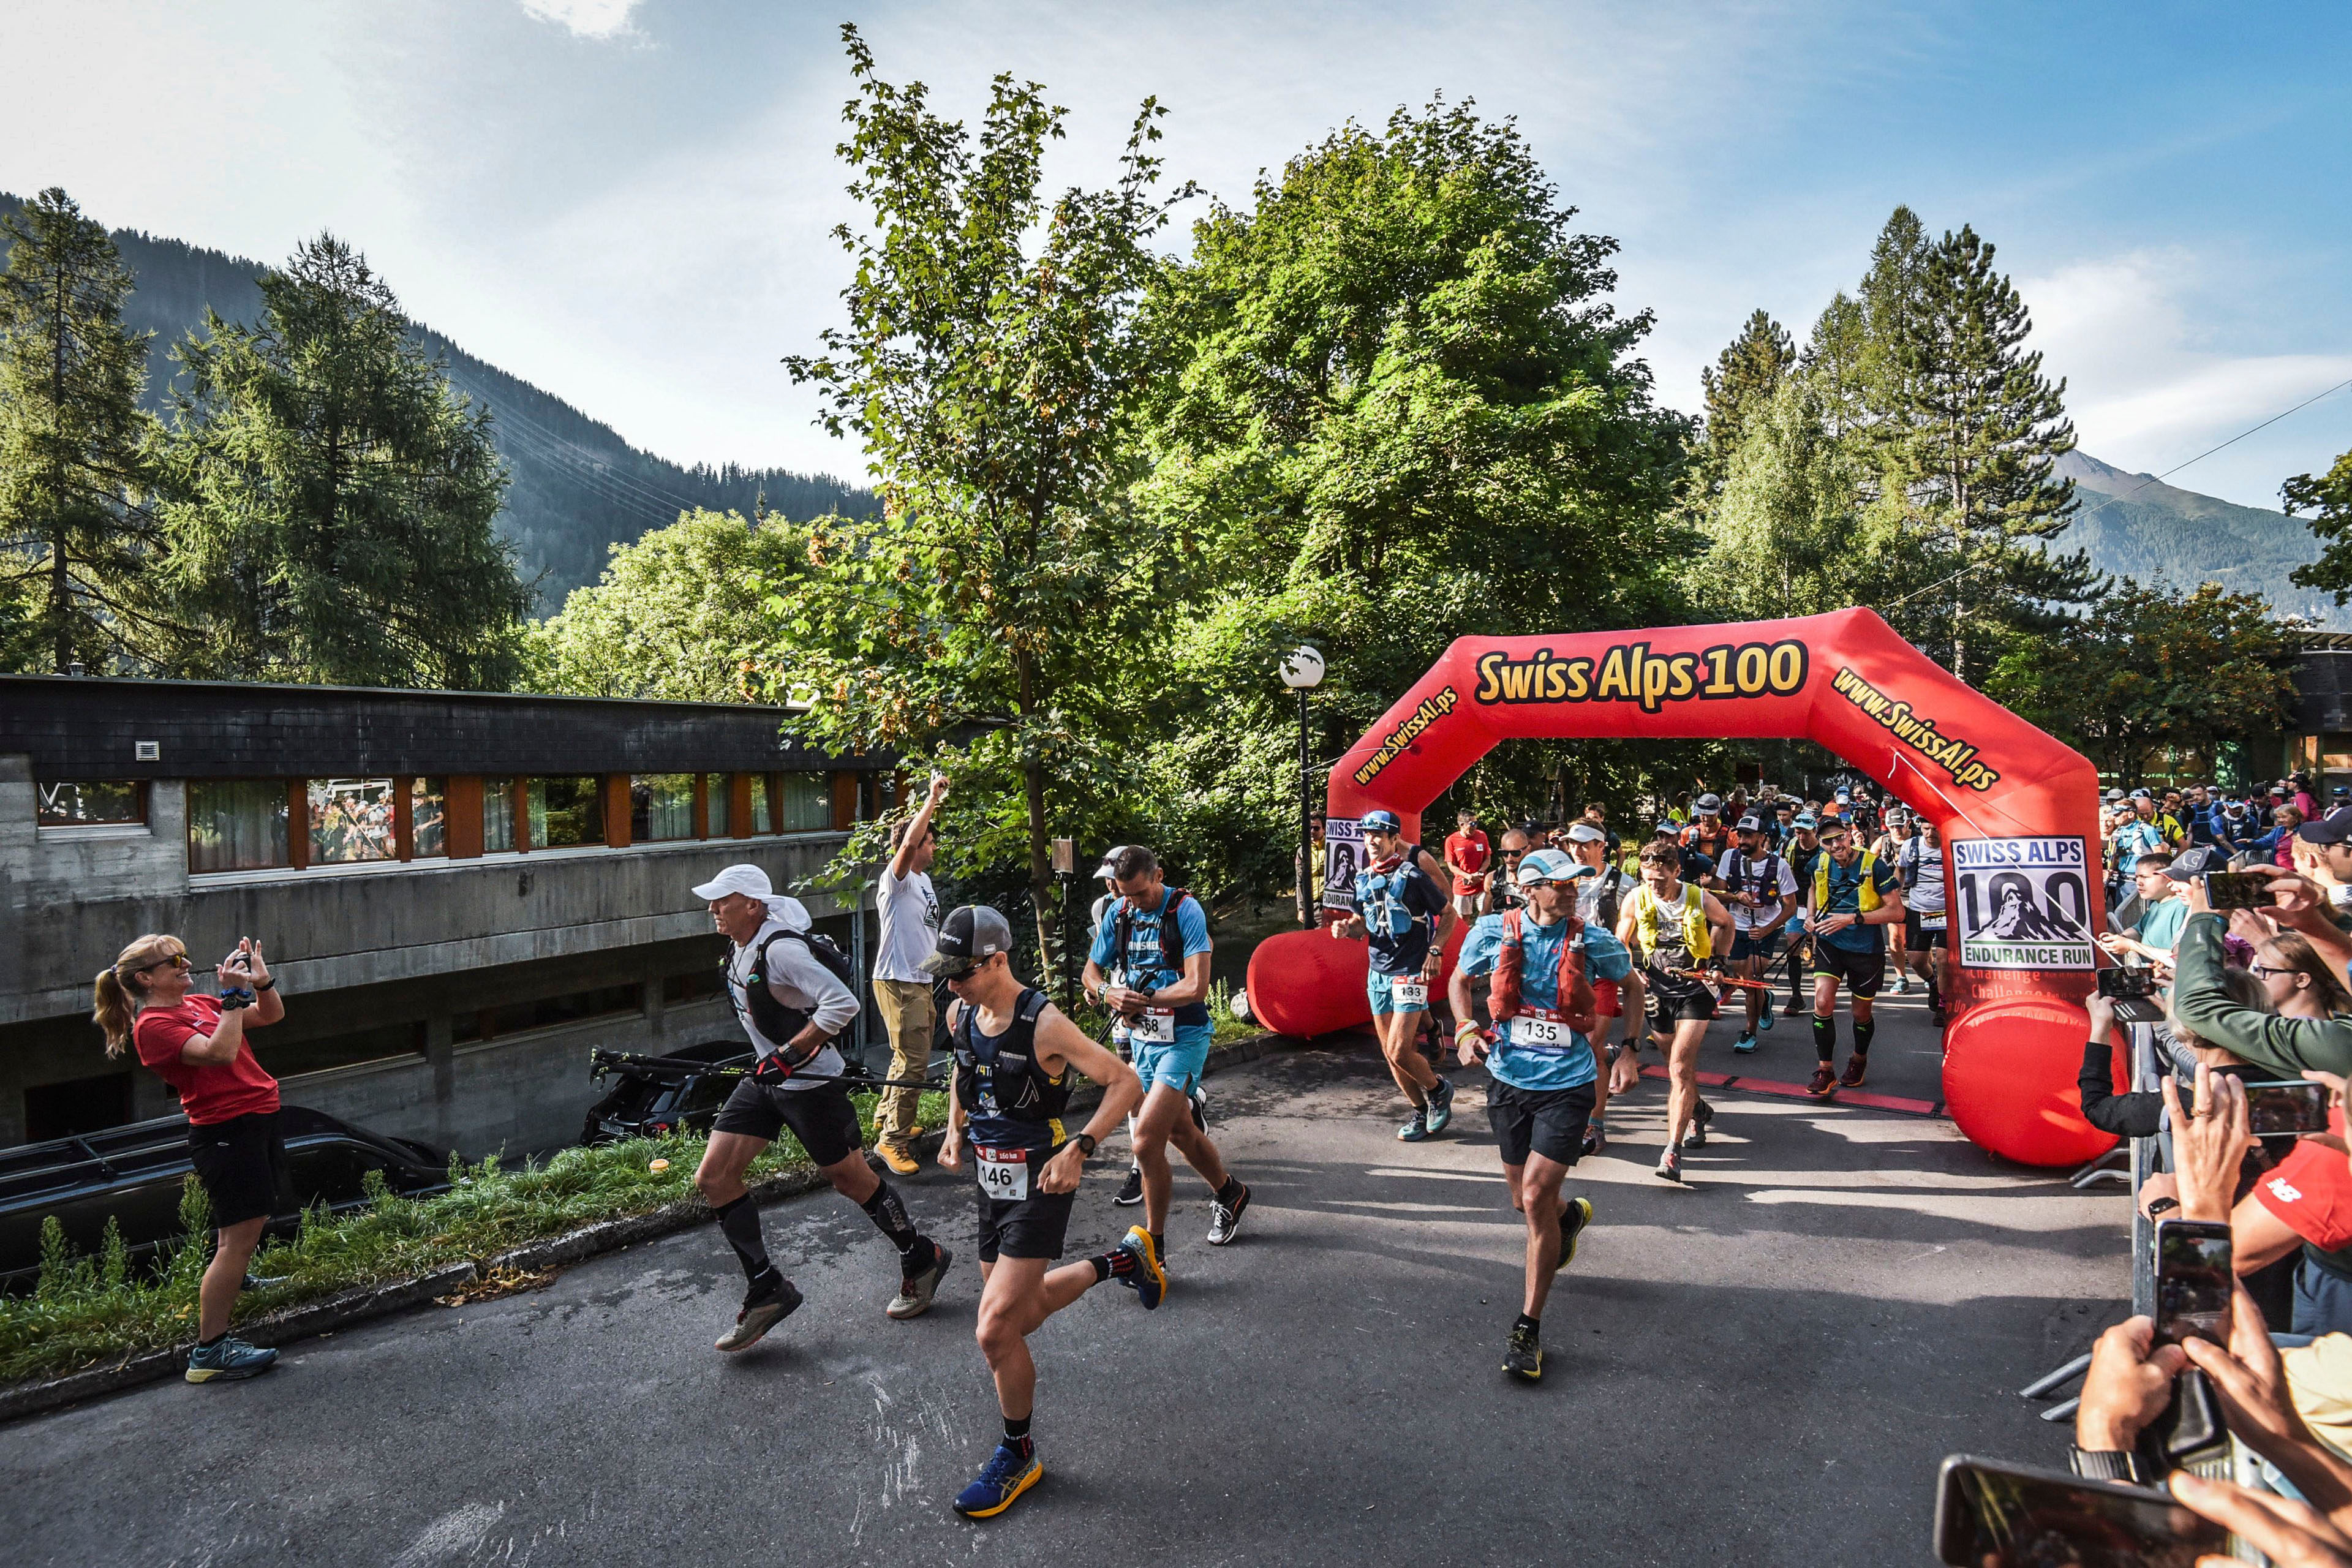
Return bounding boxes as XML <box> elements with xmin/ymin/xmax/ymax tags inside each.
<box><xmin>2052</xmin><ymin>450</ymin><xmax>2344</xmax><ymax>627</ymax></box>
<box><xmin>0</xmin><ymin>192</ymin><xmax>876</xmax><ymax>607</ymax></box>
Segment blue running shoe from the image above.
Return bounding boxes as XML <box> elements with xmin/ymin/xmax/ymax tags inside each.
<box><xmin>1758</xmin><ymin>1005</ymin><xmax>1776</xmax><ymax>1032</ymax></box>
<box><xmin>952</xmin><ymin>1443</ymin><xmax>1043</xmax><ymax>1518</ymax></box>
<box><xmin>1733</xmin><ymin>1030</ymin><xmax>1757</xmax><ymax>1054</ymax></box>
<box><xmin>184</xmin><ymin>1335</ymin><xmax>277</xmax><ymax>1383</ymax></box>
<box><xmin>1424</xmin><ymin>1076</ymin><xmax>1456</xmax><ymax>1136</ymax></box>
<box><xmin>1398</xmin><ymin>1108</ymin><xmax>1430</xmax><ymax>1142</ymax></box>
<box><xmin>1117</xmin><ymin>1226</ymin><xmax>1167</xmax><ymax>1310</ymax></box>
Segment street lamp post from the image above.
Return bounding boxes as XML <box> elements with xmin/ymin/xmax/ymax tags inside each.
<box><xmin>1280</xmin><ymin>646</ymin><xmax>1326</xmax><ymax>929</ymax></box>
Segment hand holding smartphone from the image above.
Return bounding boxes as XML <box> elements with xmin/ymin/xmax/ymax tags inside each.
<box><xmin>1934</xmin><ymin>1455</ymin><xmax>2223</xmax><ymax>1566</ymax></box>
<box><xmin>2204</xmin><ymin>870</ymin><xmax>2274</xmax><ymax>910</ymax></box>
<box><xmin>2153</xmin><ymin>1218</ymin><xmax>2233</xmax><ymax>1349</ymax></box>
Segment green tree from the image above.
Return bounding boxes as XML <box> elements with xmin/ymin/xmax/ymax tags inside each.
<box><xmin>526</xmin><ymin>508</ymin><xmax>808</xmax><ymax>701</ymax></box>
<box><xmin>2286</xmin><ymin>445</ymin><xmax>2352</xmax><ymax>603</ymax></box>
<box><xmin>1690</xmin><ymin>309</ymin><xmax>1795</xmax><ymax>500</ymax></box>
<box><xmin>1986</xmin><ymin>579</ymin><xmax>2295</xmax><ymax>785</ymax></box>
<box><xmin>775</xmin><ymin>26</ymin><xmax>1194</xmax><ymax>958</ymax></box>
<box><xmin>1134</xmin><ymin>99</ymin><xmax>1694</xmax><ymax>869</ymax></box>
<box><xmin>0</xmin><ymin>188</ymin><xmax>167</xmax><ymax>673</ymax></box>
<box><xmin>1875</xmin><ymin>222</ymin><xmax>2095</xmax><ymax>680</ymax></box>
<box><xmin>1700</xmin><ymin>376</ymin><xmax>1901</xmax><ymax>622</ymax></box>
<box><xmin>156</xmin><ymin>234</ymin><xmax>529</xmax><ymax>688</ymax></box>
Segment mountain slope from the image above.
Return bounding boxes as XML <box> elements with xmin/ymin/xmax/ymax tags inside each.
<box><xmin>0</xmin><ymin>194</ymin><xmax>876</xmax><ymax>608</ymax></box>
<box><xmin>2054</xmin><ymin>449</ymin><xmax>2343</xmax><ymax>625</ymax></box>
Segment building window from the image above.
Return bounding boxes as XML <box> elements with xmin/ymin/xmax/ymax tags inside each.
<box><xmin>37</xmin><ymin>780</ymin><xmax>145</xmax><ymax>827</ymax></box>
<box><xmin>483</xmin><ymin>777</ymin><xmax>517</xmax><ymax>853</ymax></box>
<box><xmin>309</xmin><ymin>778</ymin><xmax>397</xmax><ymax>864</ymax></box>
<box><xmin>453</xmin><ymin>982</ymin><xmax>644</xmax><ymax>1043</ymax></box>
<box><xmin>779</xmin><ymin>772</ymin><xmax>831</xmax><ymax>832</ymax></box>
<box><xmin>410</xmin><ymin>777</ymin><xmax>448</xmax><ymax>858</ymax></box>
<box><xmin>631</xmin><ymin>774</ymin><xmax>695</xmax><ymax>842</ymax></box>
<box><xmin>24</xmin><ymin>1073</ymin><xmax>134</xmax><ymax>1142</ymax></box>
<box><xmin>188</xmin><ymin>780</ymin><xmax>291</xmax><ymax>872</ymax></box>
<box><xmin>750</xmin><ymin>774</ymin><xmax>774</xmax><ymax>834</ymax></box>
<box><xmin>529</xmin><ymin>775</ymin><xmax>604</xmax><ymax>848</ymax></box>
<box><xmin>707</xmin><ymin>773</ymin><xmax>736</xmax><ymax>836</ymax></box>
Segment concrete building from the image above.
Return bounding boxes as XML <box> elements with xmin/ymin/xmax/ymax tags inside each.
<box><xmin>1</xmin><ymin>674</ymin><xmax>895</xmax><ymax>1155</ymax></box>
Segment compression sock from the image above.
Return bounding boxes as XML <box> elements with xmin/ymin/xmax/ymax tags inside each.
<box><xmin>1853</xmin><ymin>1018</ymin><xmax>1875</xmax><ymax>1056</ymax></box>
<box><xmin>714</xmin><ymin>1194</ymin><xmax>775</xmax><ymax>1287</ymax></box>
<box><xmin>1090</xmin><ymin>1247</ymin><xmax>1138</xmax><ymax>1283</ymax></box>
<box><xmin>1003</xmin><ymin>1415</ymin><xmax>1034</xmax><ymax>1458</ymax></box>
<box><xmin>860</xmin><ymin>1178</ymin><xmax>925</xmax><ymax>1258</ymax></box>
<box><xmin>1812</xmin><ymin>1013</ymin><xmax>1836</xmax><ymax>1063</ymax></box>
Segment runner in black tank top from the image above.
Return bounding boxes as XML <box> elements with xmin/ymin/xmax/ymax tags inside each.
<box><xmin>927</xmin><ymin>905</ymin><xmax>1153</xmax><ymax>1521</ymax></box>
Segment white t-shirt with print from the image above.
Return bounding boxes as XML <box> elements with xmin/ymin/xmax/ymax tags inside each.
<box><xmin>1716</xmin><ymin>846</ymin><xmax>1798</xmax><ymax>932</ymax></box>
<box><xmin>873</xmin><ymin>866</ymin><xmax>941</xmax><ymax>983</ymax></box>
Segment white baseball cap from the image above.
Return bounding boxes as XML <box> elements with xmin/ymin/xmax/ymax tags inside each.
<box><xmin>1564</xmin><ymin>822</ymin><xmax>1607</xmax><ymax>844</ymax></box>
<box><xmin>690</xmin><ymin>863</ymin><xmax>812</xmax><ymax>931</ymax></box>
<box><xmin>1517</xmin><ymin>847</ymin><xmax>1596</xmax><ymax>886</ymax></box>
<box><xmin>1093</xmin><ymin>846</ymin><xmax>1136</xmax><ymax>882</ymax></box>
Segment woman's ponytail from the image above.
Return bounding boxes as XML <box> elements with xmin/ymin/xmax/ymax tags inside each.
<box><xmin>93</xmin><ymin>933</ymin><xmax>186</xmax><ymax>1057</ymax></box>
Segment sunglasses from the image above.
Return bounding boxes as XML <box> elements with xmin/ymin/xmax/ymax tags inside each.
<box><xmin>142</xmin><ymin>954</ymin><xmax>192</xmax><ymax>973</ymax></box>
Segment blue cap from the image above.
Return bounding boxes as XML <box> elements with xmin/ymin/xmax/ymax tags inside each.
<box><xmin>1359</xmin><ymin>809</ymin><xmax>1401</xmax><ymax>833</ymax></box>
<box><xmin>1792</xmin><ymin>813</ymin><xmax>1819</xmax><ymax>829</ymax></box>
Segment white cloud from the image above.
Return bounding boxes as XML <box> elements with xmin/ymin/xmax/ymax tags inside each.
<box><xmin>518</xmin><ymin>0</ymin><xmax>641</xmax><ymax>40</ymax></box>
<box><xmin>2022</xmin><ymin>251</ymin><xmax>2352</xmax><ymax>508</ymax></box>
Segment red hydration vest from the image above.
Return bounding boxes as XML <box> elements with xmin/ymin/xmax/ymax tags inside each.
<box><xmin>1488</xmin><ymin>909</ymin><xmax>1598</xmax><ymax>1039</ymax></box>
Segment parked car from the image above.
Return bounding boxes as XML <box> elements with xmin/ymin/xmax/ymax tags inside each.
<box><xmin>581</xmin><ymin>1039</ymin><xmax>754</xmax><ymax>1145</ymax></box>
<box><xmin>0</xmin><ymin>1106</ymin><xmax>450</xmax><ymax>1292</ymax></box>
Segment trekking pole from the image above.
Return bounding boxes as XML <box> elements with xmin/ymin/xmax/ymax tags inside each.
<box><xmin>588</xmin><ymin>1047</ymin><xmax>946</xmax><ymax>1092</ymax></box>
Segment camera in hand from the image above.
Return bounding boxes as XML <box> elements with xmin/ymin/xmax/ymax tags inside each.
<box><xmin>2244</xmin><ymin>1079</ymin><xmax>2332</xmax><ymax>1136</ymax></box>
<box><xmin>1933</xmin><ymin>1455</ymin><xmax>2222</xmax><ymax>1566</ymax></box>
<box><xmin>2096</xmin><ymin>964</ymin><xmax>2169</xmax><ymax>1024</ymax></box>
<box><xmin>2204</xmin><ymin>870</ymin><xmax>2274</xmax><ymax>910</ymax></box>
<box><xmin>2153</xmin><ymin>1218</ymin><xmax>2233</xmax><ymax>1348</ymax></box>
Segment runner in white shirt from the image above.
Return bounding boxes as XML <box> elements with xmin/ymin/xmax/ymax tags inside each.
<box><xmin>1716</xmin><ymin>816</ymin><xmax>1798</xmax><ymax>1055</ymax></box>
<box><xmin>1898</xmin><ymin>820</ymin><xmax>1950</xmax><ymax>1028</ymax></box>
<box><xmin>690</xmin><ymin>864</ymin><xmax>952</xmax><ymax>1352</ymax></box>
<box><xmin>1564</xmin><ymin>823</ymin><xmax>1643</xmax><ymax>1155</ymax></box>
<box><xmin>872</xmin><ymin>773</ymin><xmax>949</xmax><ymax>1175</ymax></box>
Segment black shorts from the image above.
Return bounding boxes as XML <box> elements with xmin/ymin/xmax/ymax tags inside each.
<box><xmin>1730</xmin><ymin>929</ymin><xmax>1781</xmax><ymax>963</ymax></box>
<box><xmin>1643</xmin><ymin>967</ymin><xmax>1717</xmax><ymax>1028</ymax></box>
<box><xmin>1904</xmin><ymin>911</ymin><xmax>1947</xmax><ymax>949</ymax></box>
<box><xmin>1486</xmin><ymin>1080</ymin><xmax>1595</xmax><ymax>1168</ymax></box>
<box><xmin>187</xmin><ymin>1110</ymin><xmax>287</xmax><ymax>1229</ymax></box>
<box><xmin>1811</xmin><ymin>940</ymin><xmax>1885</xmax><ymax>997</ymax></box>
<box><xmin>974</xmin><ymin>1176</ymin><xmax>1077</xmax><ymax>1263</ymax></box>
<box><xmin>712</xmin><ymin>1078</ymin><xmax>862</xmax><ymax>1167</ymax></box>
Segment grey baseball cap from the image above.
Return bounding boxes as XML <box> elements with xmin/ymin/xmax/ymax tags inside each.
<box><xmin>919</xmin><ymin>904</ymin><xmax>1016</xmax><ymax>978</ymax></box>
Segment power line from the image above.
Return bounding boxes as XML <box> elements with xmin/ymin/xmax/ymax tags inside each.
<box><xmin>2067</xmin><ymin>371</ymin><xmax>2352</xmax><ymax>532</ymax></box>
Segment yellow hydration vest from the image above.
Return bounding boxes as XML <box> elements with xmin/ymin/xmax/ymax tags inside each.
<box><xmin>1631</xmin><ymin>881</ymin><xmax>1711</xmax><ymax>965</ymax></box>
<box><xmin>1814</xmin><ymin>848</ymin><xmax>1885</xmax><ymax>919</ymax></box>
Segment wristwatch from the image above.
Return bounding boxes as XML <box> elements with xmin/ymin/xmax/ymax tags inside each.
<box><xmin>2145</xmin><ymin>1195</ymin><xmax>2180</xmax><ymax>1218</ymax></box>
<box><xmin>1073</xmin><ymin>1133</ymin><xmax>1098</xmax><ymax>1156</ymax></box>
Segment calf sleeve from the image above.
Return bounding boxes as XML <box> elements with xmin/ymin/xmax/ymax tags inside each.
<box><xmin>714</xmin><ymin>1194</ymin><xmax>775</xmax><ymax>1285</ymax></box>
<box><xmin>861</xmin><ymin>1177</ymin><xmax>925</xmax><ymax>1257</ymax></box>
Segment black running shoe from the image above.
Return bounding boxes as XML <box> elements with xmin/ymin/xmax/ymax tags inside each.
<box><xmin>1206</xmin><ymin>1182</ymin><xmax>1250</xmax><ymax>1246</ymax></box>
<box><xmin>1556</xmin><ymin>1195</ymin><xmax>1593</xmax><ymax>1272</ymax></box>
<box><xmin>1580</xmin><ymin>1120</ymin><xmax>1607</xmax><ymax>1158</ymax></box>
<box><xmin>1114</xmin><ymin>1165</ymin><xmax>1144</xmax><ymax>1207</ymax></box>
<box><xmin>1682</xmin><ymin>1098</ymin><xmax>1714</xmax><ymax>1150</ymax></box>
<box><xmin>1503</xmin><ymin>1322</ymin><xmax>1543</xmax><ymax>1383</ymax></box>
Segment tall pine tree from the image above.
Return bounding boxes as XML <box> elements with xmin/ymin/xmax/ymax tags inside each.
<box><xmin>1877</xmin><ymin>223</ymin><xmax>2092</xmax><ymax>680</ymax></box>
<box><xmin>157</xmin><ymin>235</ymin><xmax>530</xmax><ymax>689</ymax></box>
<box><xmin>1691</xmin><ymin>309</ymin><xmax>1795</xmax><ymax>499</ymax></box>
<box><xmin>0</xmin><ymin>188</ymin><xmax>168</xmax><ymax>673</ymax></box>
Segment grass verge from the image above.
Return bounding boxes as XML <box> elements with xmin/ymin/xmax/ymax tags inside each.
<box><xmin>1</xmin><ymin>1089</ymin><xmax>948</xmax><ymax>1387</ymax></box>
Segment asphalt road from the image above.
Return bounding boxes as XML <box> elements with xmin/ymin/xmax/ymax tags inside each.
<box><xmin>1</xmin><ymin>979</ymin><xmax>2128</xmax><ymax>1567</ymax></box>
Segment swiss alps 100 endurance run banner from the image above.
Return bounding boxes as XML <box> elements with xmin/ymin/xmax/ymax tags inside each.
<box><xmin>1950</xmin><ymin>836</ymin><xmax>2095</xmax><ymax>971</ymax></box>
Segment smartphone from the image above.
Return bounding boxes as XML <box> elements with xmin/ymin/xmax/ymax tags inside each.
<box><xmin>2096</xmin><ymin>967</ymin><xmax>2158</xmax><ymax>1000</ymax></box>
<box><xmin>2153</xmin><ymin>1219</ymin><xmax>2234</xmax><ymax>1348</ymax></box>
<box><xmin>2244</xmin><ymin>1079</ymin><xmax>2332</xmax><ymax>1137</ymax></box>
<box><xmin>2205</xmin><ymin>870</ymin><xmax>2274</xmax><ymax>910</ymax></box>
<box><xmin>1932</xmin><ymin>1455</ymin><xmax>2224</xmax><ymax>1567</ymax></box>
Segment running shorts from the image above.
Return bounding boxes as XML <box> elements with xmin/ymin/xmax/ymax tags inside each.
<box><xmin>1904</xmin><ymin>910</ymin><xmax>1947</xmax><ymax>950</ymax></box>
<box><xmin>1643</xmin><ymin>967</ymin><xmax>1717</xmax><ymax>1028</ymax></box>
<box><xmin>1811</xmin><ymin>941</ymin><xmax>1885</xmax><ymax>997</ymax></box>
<box><xmin>1486</xmin><ymin>1080</ymin><xmax>1595</xmax><ymax>1168</ymax></box>
<box><xmin>1368</xmin><ymin>967</ymin><xmax>1431</xmax><ymax>1016</ymax></box>
<box><xmin>1730</xmin><ymin>929</ymin><xmax>1781</xmax><ymax>963</ymax></box>
<box><xmin>1592</xmin><ymin>978</ymin><xmax>1621</xmax><ymax>1019</ymax></box>
<box><xmin>974</xmin><ymin>1174</ymin><xmax>1077</xmax><ymax>1263</ymax></box>
<box><xmin>1132</xmin><ymin>1033</ymin><xmax>1212</xmax><ymax>1095</ymax></box>
<box><xmin>1452</xmin><ymin>892</ymin><xmax>1483</xmax><ymax>922</ymax></box>
<box><xmin>187</xmin><ymin>1110</ymin><xmax>288</xmax><ymax>1229</ymax></box>
<box><xmin>712</xmin><ymin>1077</ymin><xmax>862</xmax><ymax>1167</ymax></box>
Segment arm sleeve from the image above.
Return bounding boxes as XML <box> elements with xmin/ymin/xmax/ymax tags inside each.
<box><xmin>767</xmin><ymin>940</ymin><xmax>859</xmax><ymax>1036</ymax></box>
<box><xmin>1582</xmin><ymin>929</ymin><xmax>1633</xmax><ymax>984</ymax></box>
<box><xmin>1176</xmin><ymin>895</ymin><xmax>1212</xmax><ymax>959</ymax></box>
<box><xmin>2076</xmin><ymin>1039</ymin><xmax>2161</xmax><ymax>1137</ymax></box>
<box><xmin>2171</xmin><ymin>912</ymin><xmax>2352</xmax><ymax>1077</ymax></box>
<box><xmin>1457</xmin><ymin>917</ymin><xmax>1503</xmax><ymax>978</ymax></box>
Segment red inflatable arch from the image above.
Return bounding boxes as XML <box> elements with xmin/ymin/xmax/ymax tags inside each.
<box><xmin>1244</xmin><ymin>608</ymin><xmax>2110</xmax><ymax>1167</ymax></box>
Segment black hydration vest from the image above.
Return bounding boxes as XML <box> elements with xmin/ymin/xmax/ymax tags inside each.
<box><xmin>952</xmin><ymin>987</ymin><xmax>1071</xmax><ymax>1153</ymax></box>
<box><xmin>731</xmin><ymin>928</ymin><xmax>850</xmax><ymax>1055</ymax></box>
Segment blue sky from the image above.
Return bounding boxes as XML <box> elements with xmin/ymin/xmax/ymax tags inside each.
<box><xmin>5</xmin><ymin>1</ymin><xmax>2348</xmax><ymax>510</ymax></box>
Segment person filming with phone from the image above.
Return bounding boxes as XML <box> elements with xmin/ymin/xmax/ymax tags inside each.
<box><xmin>96</xmin><ymin>933</ymin><xmax>287</xmax><ymax>1383</ymax></box>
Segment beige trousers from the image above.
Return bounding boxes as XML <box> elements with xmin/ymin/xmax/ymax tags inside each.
<box><xmin>873</xmin><ymin>978</ymin><xmax>935</xmax><ymax>1145</ymax></box>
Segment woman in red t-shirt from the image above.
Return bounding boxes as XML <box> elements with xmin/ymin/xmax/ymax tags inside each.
<box><xmin>96</xmin><ymin>932</ymin><xmax>287</xmax><ymax>1382</ymax></box>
